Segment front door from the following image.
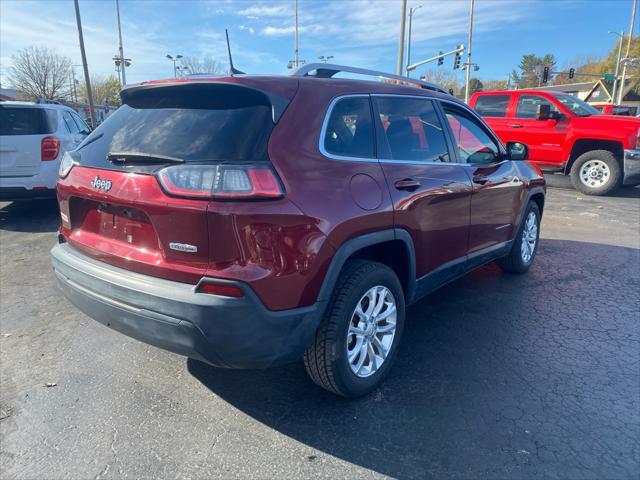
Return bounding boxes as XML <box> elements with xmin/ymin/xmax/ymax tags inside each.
<box><xmin>372</xmin><ymin>95</ymin><xmax>473</xmax><ymax>280</ymax></box>
<box><xmin>440</xmin><ymin>101</ymin><xmax>526</xmax><ymax>253</ymax></box>
<box><xmin>509</xmin><ymin>94</ymin><xmax>569</xmax><ymax>166</ymax></box>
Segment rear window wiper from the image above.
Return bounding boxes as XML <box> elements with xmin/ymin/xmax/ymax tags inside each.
<box><xmin>107</xmin><ymin>151</ymin><xmax>185</xmax><ymax>164</ymax></box>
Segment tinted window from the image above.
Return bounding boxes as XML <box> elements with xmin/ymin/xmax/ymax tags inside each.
<box><xmin>323</xmin><ymin>97</ymin><xmax>374</xmax><ymax>158</ymax></box>
<box><xmin>78</xmin><ymin>103</ymin><xmax>273</xmax><ymax>164</ymax></box>
<box><xmin>516</xmin><ymin>95</ymin><xmax>559</xmax><ymax>119</ymax></box>
<box><xmin>0</xmin><ymin>107</ymin><xmax>57</xmax><ymax>135</ymax></box>
<box><xmin>62</xmin><ymin>111</ymin><xmax>80</xmax><ymax>134</ymax></box>
<box><xmin>444</xmin><ymin>108</ymin><xmax>500</xmax><ymax>164</ymax></box>
<box><xmin>474</xmin><ymin>95</ymin><xmax>510</xmax><ymax>118</ymax></box>
<box><xmin>70</xmin><ymin>112</ymin><xmax>91</xmax><ymax>134</ymax></box>
<box><xmin>374</xmin><ymin>97</ymin><xmax>449</xmax><ymax>162</ymax></box>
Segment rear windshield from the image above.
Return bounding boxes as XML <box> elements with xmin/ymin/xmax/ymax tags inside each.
<box><xmin>77</xmin><ymin>84</ymin><xmax>277</xmax><ymax>169</ymax></box>
<box><xmin>0</xmin><ymin>107</ymin><xmax>58</xmax><ymax>135</ymax></box>
<box><xmin>97</xmin><ymin>104</ymin><xmax>273</xmax><ymax>162</ymax></box>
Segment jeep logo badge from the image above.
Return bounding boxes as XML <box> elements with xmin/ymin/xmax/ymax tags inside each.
<box><xmin>91</xmin><ymin>175</ymin><xmax>112</xmax><ymax>192</ymax></box>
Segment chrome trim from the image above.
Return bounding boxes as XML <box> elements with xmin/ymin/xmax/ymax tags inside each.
<box><xmin>318</xmin><ymin>94</ymin><xmax>378</xmax><ymax>163</ymax></box>
<box><xmin>292</xmin><ymin>63</ymin><xmax>449</xmax><ymax>95</ymax></box>
<box><xmin>319</xmin><ymin>93</ymin><xmax>460</xmax><ymax>166</ymax></box>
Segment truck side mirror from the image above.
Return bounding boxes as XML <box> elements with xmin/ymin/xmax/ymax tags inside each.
<box><xmin>536</xmin><ymin>104</ymin><xmax>551</xmax><ymax>121</ymax></box>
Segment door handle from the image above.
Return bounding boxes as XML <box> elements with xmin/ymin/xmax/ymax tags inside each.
<box><xmin>472</xmin><ymin>176</ymin><xmax>489</xmax><ymax>185</ymax></box>
<box><xmin>510</xmin><ymin>123</ymin><xmax>523</xmax><ymax>128</ymax></box>
<box><xmin>394</xmin><ymin>178</ymin><xmax>421</xmax><ymax>191</ymax></box>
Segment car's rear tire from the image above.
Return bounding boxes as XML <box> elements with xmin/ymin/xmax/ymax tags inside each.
<box><xmin>570</xmin><ymin>150</ymin><xmax>622</xmax><ymax>196</ymax></box>
<box><xmin>303</xmin><ymin>260</ymin><xmax>405</xmax><ymax>398</ymax></box>
<box><xmin>497</xmin><ymin>201</ymin><xmax>540</xmax><ymax>274</ymax></box>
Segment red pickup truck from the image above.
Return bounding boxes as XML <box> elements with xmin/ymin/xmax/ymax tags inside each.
<box><xmin>470</xmin><ymin>90</ymin><xmax>640</xmax><ymax>195</ymax></box>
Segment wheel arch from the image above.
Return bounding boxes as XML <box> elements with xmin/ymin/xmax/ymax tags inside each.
<box><xmin>316</xmin><ymin>229</ymin><xmax>417</xmax><ymax>305</ymax></box>
<box><xmin>564</xmin><ymin>139</ymin><xmax>624</xmax><ymax>175</ymax></box>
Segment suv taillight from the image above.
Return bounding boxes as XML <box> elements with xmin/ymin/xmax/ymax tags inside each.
<box><xmin>41</xmin><ymin>136</ymin><xmax>60</xmax><ymax>161</ymax></box>
<box><xmin>157</xmin><ymin>164</ymin><xmax>284</xmax><ymax>200</ymax></box>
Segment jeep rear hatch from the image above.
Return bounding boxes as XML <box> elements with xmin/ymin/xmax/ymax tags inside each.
<box><xmin>57</xmin><ymin>79</ymin><xmax>296</xmax><ymax>283</ymax></box>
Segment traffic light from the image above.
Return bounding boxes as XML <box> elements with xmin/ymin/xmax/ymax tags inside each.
<box><xmin>568</xmin><ymin>68</ymin><xmax>575</xmax><ymax>79</ymax></box>
<box><xmin>542</xmin><ymin>66</ymin><xmax>549</xmax><ymax>84</ymax></box>
<box><xmin>453</xmin><ymin>50</ymin><xmax>461</xmax><ymax>70</ymax></box>
<box><xmin>438</xmin><ymin>52</ymin><xmax>444</xmax><ymax>66</ymax></box>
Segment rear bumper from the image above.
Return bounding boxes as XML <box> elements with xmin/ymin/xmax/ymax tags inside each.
<box><xmin>51</xmin><ymin>242</ymin><xmax>325</xmax><ymax>369</ymax></box>
<box><xmin>0</xmin><ymin>157</ymin><xmax>60</xmax><ymax>194</ymax></box>
<box><xmin>623</xmin><ymin>149</ymin><xmax>640</xmax><ymax>185</ymax></box>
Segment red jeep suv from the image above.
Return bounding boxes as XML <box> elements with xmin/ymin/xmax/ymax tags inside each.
<box><xmin>52</xmin><ymin>65</ymin><xmax>545</xmax><ymax>397</ymax></box>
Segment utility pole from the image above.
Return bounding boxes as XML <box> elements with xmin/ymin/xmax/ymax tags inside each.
<box><xmin>73</xmin><ymin>0</ymin><xmax>96</xmax><ymax>128</ymax></box>
<box><xmin>406</xmin><ymin>5</ymin><xmax>422</xmax><ymax>77</ymax></box>
<box><xmin>610</xmin><ymin>31</ymin><xmax>624</xmax><ymax>104</ymax></box>
<box><xmin>115</xmin><ymin>0</ymin><xmax>126</xmax><ymax>85</ymax></box>
<box><xmin>464</xmin><ymin>0</ymin><xmax>475</xmax><ymax>103</ymax></box>
<box><xmin>294</xmin><ymin>0</ymin><xmax>299</xmax><ymax>68</ymax></box>
<box><xmin>619</xmin><ymin>0</ymin><xmax>637</xmax><ymax>104</ymax></box>
<box><xmin>396</xmin><ymin>0</ymin><xmax>407</xmax><ymax>75</ymax></box>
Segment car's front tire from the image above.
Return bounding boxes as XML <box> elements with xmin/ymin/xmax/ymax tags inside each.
<box><xmin>570</xmin><ymin>150</ymin><xmax>622</xmax><ymax>196</ymax></box>
<box><xmin>497</xmin><ymin>201</ymin><xmax>541</xmax><ymax>274</ymax></box>
<box><xmin>304</xmin><ymin>260</ymin><xmax>405</xmax><ymax>397</ymax></box>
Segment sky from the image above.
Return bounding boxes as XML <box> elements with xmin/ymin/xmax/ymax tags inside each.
<box><xmin>0</xmin><ymin>0</ymin><xmax>635</xmax><ymax>87</ymax></box>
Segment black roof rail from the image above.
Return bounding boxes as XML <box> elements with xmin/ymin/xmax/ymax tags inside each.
<box><xmin>291</xmin><ymin>63</ymin><xmax>450</xmax><ymax>95</ymax></box>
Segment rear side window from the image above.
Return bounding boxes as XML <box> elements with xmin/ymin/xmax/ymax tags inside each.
<box><xmin>323</xmin><ymin>97</ymin><xmax>374</xmax><ymax>158</ymax></box>
<box><xmin>474</xmin><ymin>95</ymin><xmax>510</xmax><ymax>118</ymax></box>
<box><xmin>62</xmin><ymin>111</ymin><xmax>80</xmax><ymax>134</ymax></box>
<box><xmin>374</xmin><ymin>97</ymin><xmax>449</xmax><ymax>162</ymax></box>
<box><xmin>0</xmin><ymin>107</ymin><xmax>58</xmax><ymax>135</ymax></box>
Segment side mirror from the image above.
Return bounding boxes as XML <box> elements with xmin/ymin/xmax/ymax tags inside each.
<box><xmin>536</xmin><ymin>104</ymin><xmax>551</xmax><ymax>121</ymax></box>
<box><xmin>507</xmin><ymin>142</ymin><xmax>529</xmax><ymax>161</ymax></box>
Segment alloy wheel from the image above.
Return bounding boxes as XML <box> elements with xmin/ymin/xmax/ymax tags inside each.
<box><xmin>346</xmin><ymin>286</ymin><xmax>397</xmax><ymax>378</ymax></box>
<box><xmin>520</xmin><ymin>211</ymin><xmax>538</xmax><ymax>264</ymax></box>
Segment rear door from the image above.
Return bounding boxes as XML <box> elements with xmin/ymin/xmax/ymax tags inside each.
<box><xmin>372</xmin><ymin>95</ymin><xmax>472</xmax><ymax>280</ymax></box>
<box><xmin>508</xmin><ymin>94</ymin><xmax>568</xmax><ymax>165</ymax></box>
<box><xmin>471</xmin><ymin>93</ymin><xmax>514</xmax><ymax>144</ymax></box>
<box><xmin>0</xmin><ymin>105</ymin><xmax>58</xmax><ymax>177</ymax></box>
<box><xmin>440</xmin><ymin>101</ymin><xmax>525</xmax><ymax>252</ymax></box>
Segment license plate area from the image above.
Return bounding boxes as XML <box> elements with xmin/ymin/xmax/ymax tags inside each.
<box><xmin>70</xmin><ymin>197</ymin><xmax>159</xmax><ymax>251</ymax></box>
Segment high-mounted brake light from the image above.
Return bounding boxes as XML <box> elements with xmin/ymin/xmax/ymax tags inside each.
<box><xmin>157</xmin><ymin>164</ymin><xmax>284</xmax><ymax>200</ymax></box>
<box><xmin>41</xmin><ymin>136</ymin><xmax>60</xmax><ymax>161</ymax></box>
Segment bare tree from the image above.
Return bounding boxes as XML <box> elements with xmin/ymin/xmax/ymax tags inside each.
<box><xmin>420</xmin><ymin>69</ymin><xmax>460</xmax><ymax>94</ymax></box>
<box><xmin>79</xmin><ymin>75</ymin><xmax>122</xmax><ymax>106</ymax></box>
<box><xmin>180</xmin><ymin>55</ymin><xmax>224</xmax><ymax>75</ymax></box>
<box><xmin>7</xmin><ymin>46</ymin><xmax>73</xmax><ymax>100</ymax></box>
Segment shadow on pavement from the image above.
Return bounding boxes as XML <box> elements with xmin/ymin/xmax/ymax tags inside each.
<box><xmin>188</xmin><ymin>239</ymin><xmax>640</xmax><ymax>479</ymax></box>
<box><xmin>0</xmin><ymin>200</ymin><xmax>60</xmax><ymax>233</ymax></box>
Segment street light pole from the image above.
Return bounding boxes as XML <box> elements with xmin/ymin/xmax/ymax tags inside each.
<box><xmin>115</xmin><ymin>0</ymin><xmax>126</xmax><ymax>85</ymax></box>
<box><xmin>464</xmin><ymin>0</ymin><xmax>475</xmax><ymax>103</ymax></box>
<box><xmin>73</xmin><ymin>0</ymin><xmax>96</xmax><ymax>128</ymax></box>
<box><xmin>166</xmin><ymin>54</ymin><xmax>182</xmax><ymax>77</ymax></box>
<box><xmin>610</xmin><ymin>31</ymin><xmax>624</xmax><ymax>105</ymax></box>
<box><xmin>406</xmin><ymin>5</ymin><xmax>422</xmax><ymax>77</ymax></box>
<box><xmin>396</xmin><ymin>0</ymin><xmax>407</xmax><ymax>75</ymax></box>
<box><xmin>619</xmin><ymin>0</ymin><xmax>637</xmax><ymax>104</ymax></box>
<box><xmin>294</xmin><ymin>0</ymin><xmax>299</xmax><ymax>68</ymax></box>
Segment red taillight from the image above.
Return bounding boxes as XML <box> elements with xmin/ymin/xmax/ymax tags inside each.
<box><xmin>157</xmin><ymin>164</ymin><xmax>284</xmax><ymax>200</ymax></box>
<box><xmin>41</xmin><ymin>136</ymin><xmax>60</xmax><ymax>161</ymax></box>
<box><xmin>197</xmin><ymin>281</ymin><xmax>244</xmax><ymax>297</ymax></box>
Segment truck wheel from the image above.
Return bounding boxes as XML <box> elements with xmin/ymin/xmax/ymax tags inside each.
<box><xmin>304</xmin><ymin>260</ymin><xmax>405</xmax><ymax>398</ymax></box>
<box><xmin>497</xmin><ymin>201</ymin><xmax>540</xmax><ymax>274</ymax></box>
<box><xmin>570</xmin><ymin>150</ymin><xmax>622</xmax><ymax>196</ymax></box>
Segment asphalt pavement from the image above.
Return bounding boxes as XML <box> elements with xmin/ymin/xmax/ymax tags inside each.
<box><xmin>1</xmin><ymin>181</ymin><xmax>639</xmax><ymax>479</ymax></box>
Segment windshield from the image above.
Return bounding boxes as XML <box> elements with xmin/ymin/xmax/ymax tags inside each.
<box><xmin>554</xmin><ymin>94</ymin><xmax>600</xmax><ymax>117</ymax></box>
